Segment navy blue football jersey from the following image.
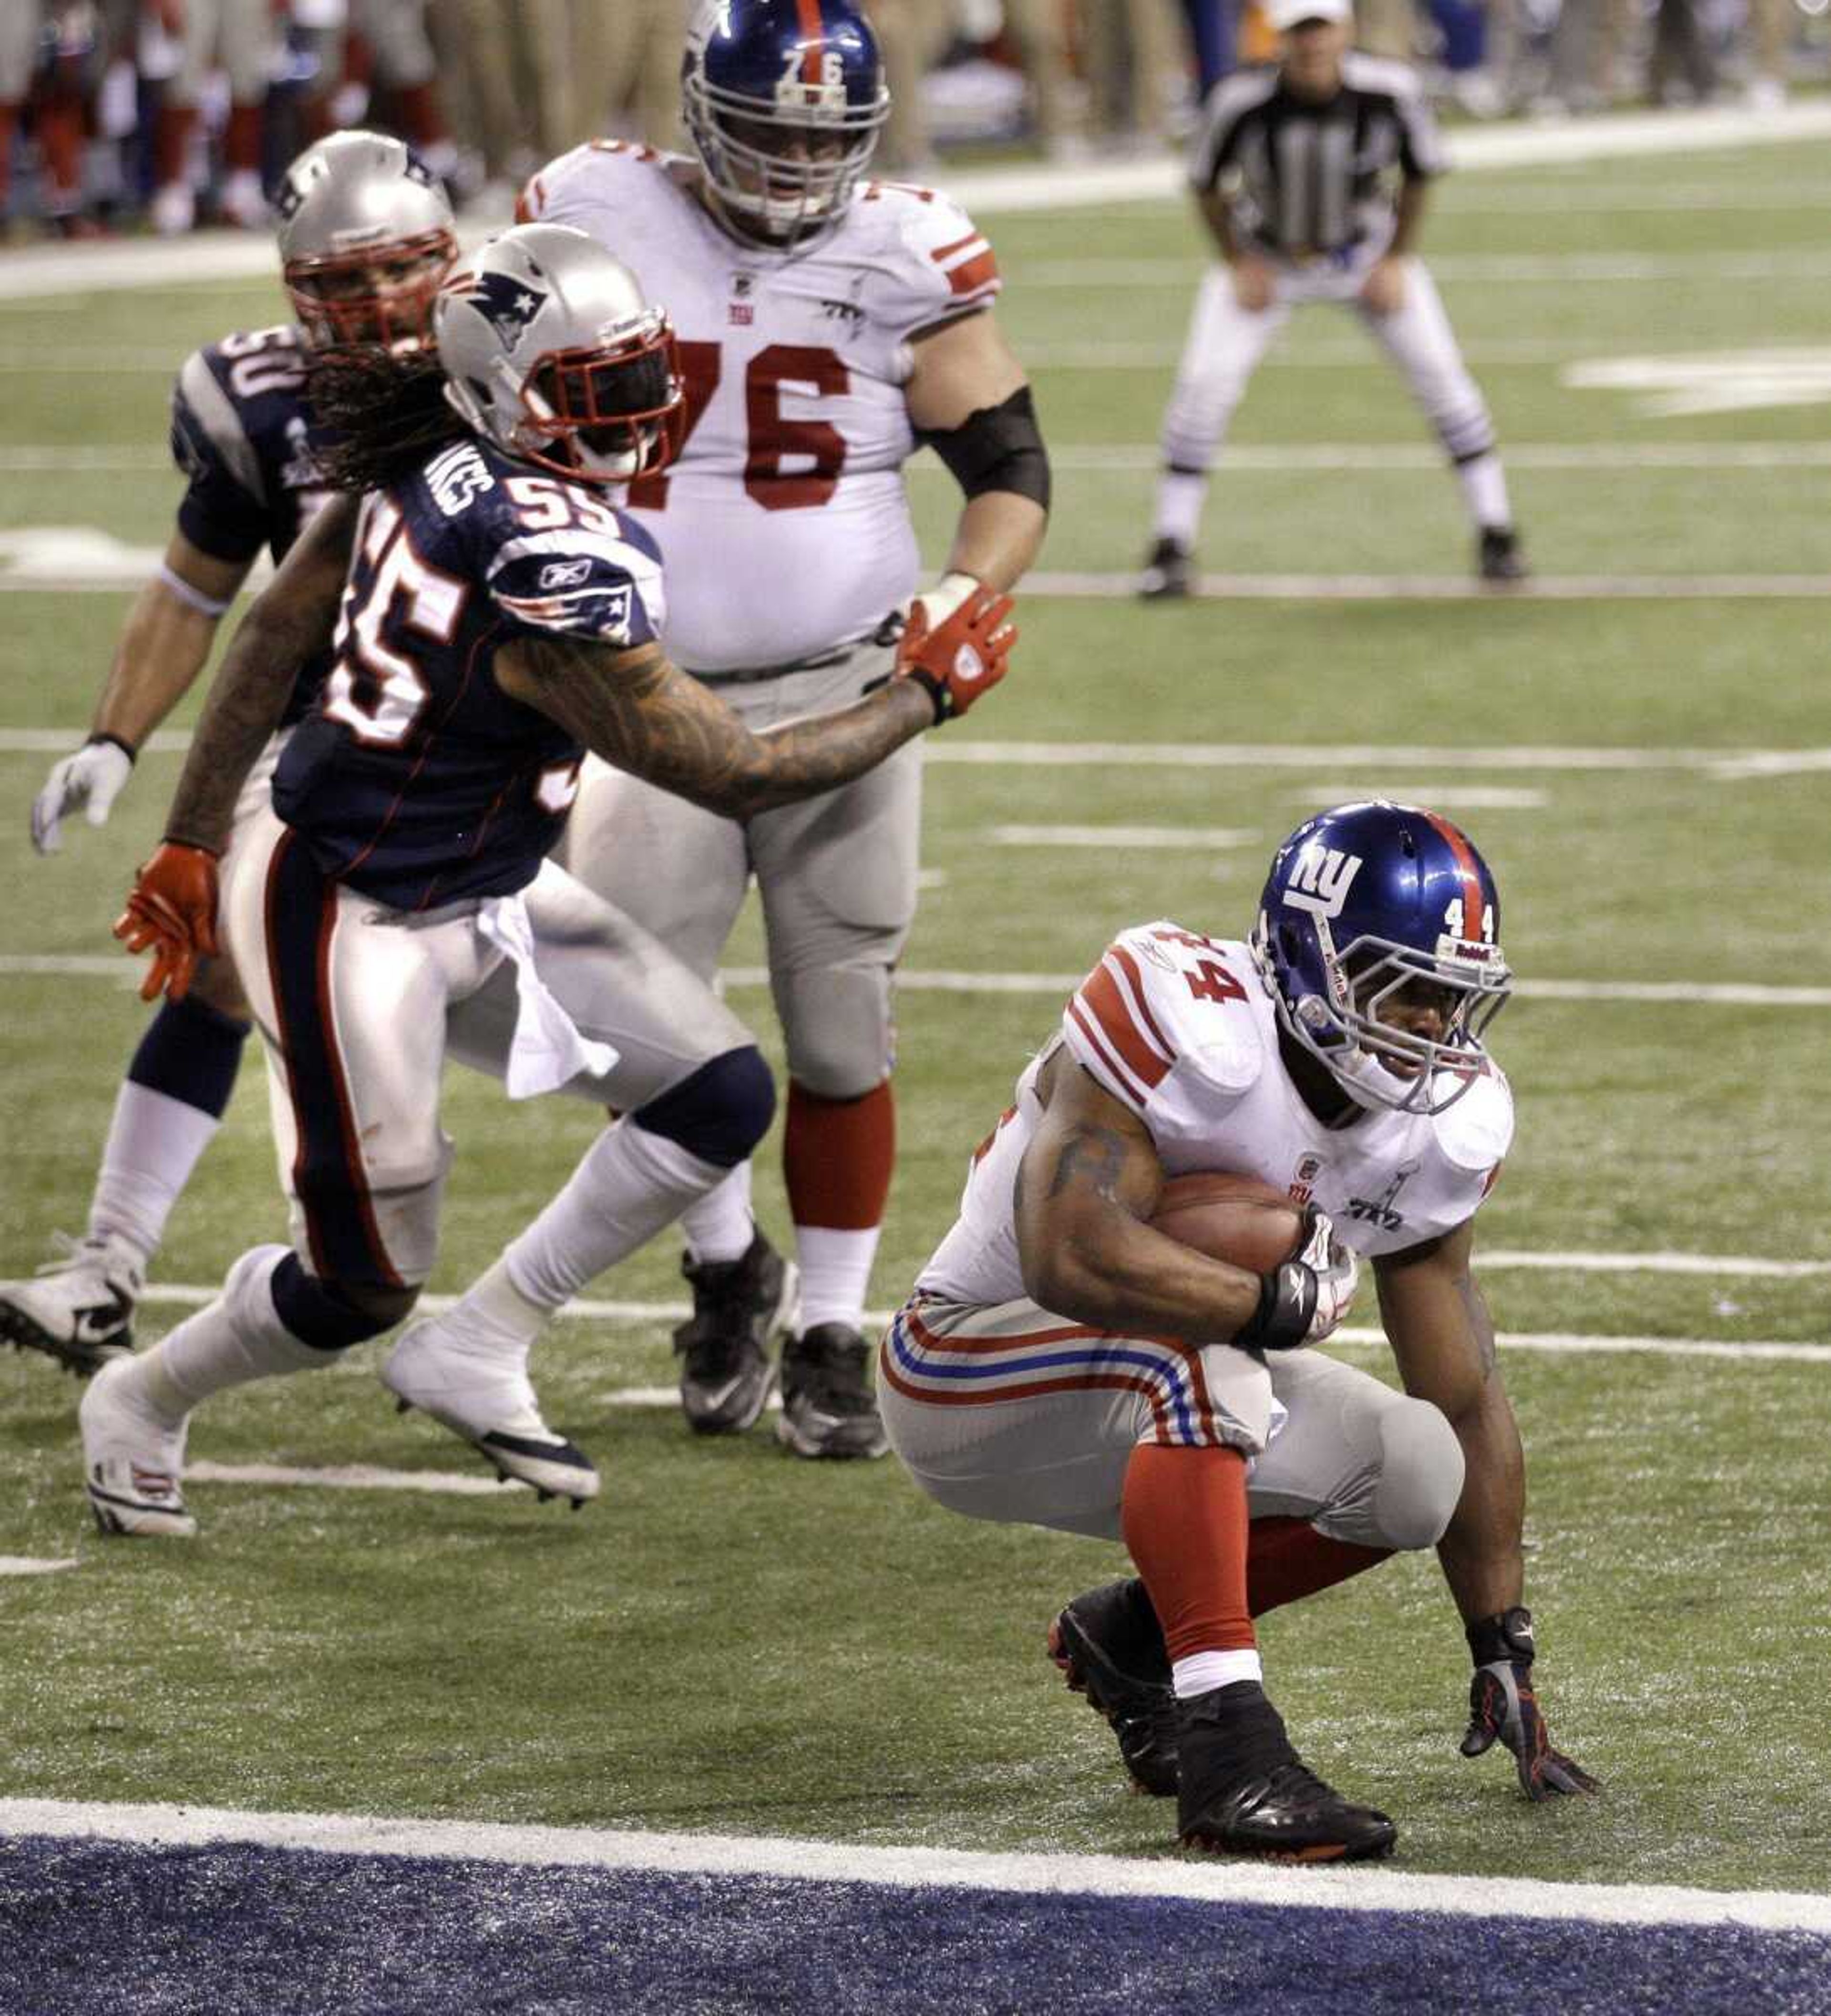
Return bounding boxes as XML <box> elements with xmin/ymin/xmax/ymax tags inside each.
<box><xmin>271</xmin><ymin>434</ymin><xmax>666</xmax><ymax>912</ymax></box>
<box><xmin>169</xmin><ymin>323</ymin><xmax>337</xmax><ymax>726</ymax></box>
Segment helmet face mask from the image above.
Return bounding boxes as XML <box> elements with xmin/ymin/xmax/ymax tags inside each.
<box><xmin>276</xmin><ymin>131</ymin><xmax>458</xmax><ymax>354</ymax></box>
<box><xmin>437</xmin><ymin>225</ymin><xmax>686</xmax><ymax>489</ymax></box>
<box><xmin>1251</xmin><ymin>802</ymin><xmax>1513</xmax><ymax>1117</ymax></box>
<box><xmin>683</xmin><ymin>0</ymin><xmax>890</xmax><ymax>244</ymax></box>
<box><xmin>284</xmin><ymin>232</ymin><xmax>457</xmax><ymax>353</ymax></box>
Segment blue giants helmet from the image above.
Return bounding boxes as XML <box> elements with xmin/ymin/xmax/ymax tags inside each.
<box><xmin>1249</xmin><ymin>801</ymin><xmax>1513</xmax><ymax>1115</ymax></box>
<box><xmin>682</xmin><ymin>0</ymin><xmax>890</xmax><ymax>242</ymax></box>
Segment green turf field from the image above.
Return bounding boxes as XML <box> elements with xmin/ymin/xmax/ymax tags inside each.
<box><xmin>1</xmin><ymin>134</ymin><xmax>1828</xmax><ymax>1893</ymax></box>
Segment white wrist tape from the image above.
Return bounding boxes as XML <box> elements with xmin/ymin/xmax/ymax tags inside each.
<box><xmin>157</xmin><ymin>563</ymin><xmax>233</xmax><ymax>620</ymax></box>
<box><xmin>918</xmin><ymin>569</ymin><xmax>983</xmax><ymax>627</ymax></box>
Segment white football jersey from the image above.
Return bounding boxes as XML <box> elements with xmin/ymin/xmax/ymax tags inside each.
<box><xmin>917</xmin><ymin>920</ymin><xmax>1513</xmax><ymax>1307</ymax></box>
<box><xmin>519</xmin><ymin>142</ymin><xmax>1003</xmax><ymax>673</ymax></box>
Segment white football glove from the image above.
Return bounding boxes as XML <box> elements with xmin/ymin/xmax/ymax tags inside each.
<box><xmin>1294</xmin><ymin>1207</ymin><xmax>1360</xmax><ymax>1345</ymax></box>
<box><xmin>31</xmin><ymin>738</ymin><xmax>134</xmax><ymax>856</ymax></box>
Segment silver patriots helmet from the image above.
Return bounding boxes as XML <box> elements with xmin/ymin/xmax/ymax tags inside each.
<box><xmin>435</xmin><ymin>224</ymin><xmax>684</xmax><ymax>486</ymax></box>
<box><xmin>276</xmin><ymin>130</ymin><xmax>458</xmax><ymax>352</ymax></box>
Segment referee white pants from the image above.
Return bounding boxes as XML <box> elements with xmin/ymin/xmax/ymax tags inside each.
<box><xmin>880</xmin><ymin>1293</ymin><xmax>1465</xmax><ymax>1552</ymax></box>
<box><xmin>1159</xmin><ymin>249</ymin><xmax>1500</xmax><ymax>479</ymax></box>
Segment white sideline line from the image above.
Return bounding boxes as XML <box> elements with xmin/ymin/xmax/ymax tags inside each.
<box><xmin>0</xmin><ymin>108</ymin><xmax>1827</xmax><ymax>302</ymax></box>
<box><xmin>183</xmin><ymin>1460</ymin><xmax>524</xmax><ymax>1497</ymax></box>
<box><xmin>4</xmin><ymin>729</ymin><xmax>1823</xmax><ymax>776</ymax></box>
<box><xmin>1295</xmin><ymin>785</ymin><xmax>1549</xmax><ymax>810</ymax></box>
<box><xmin>3</xmin><ymin>1797</ymin><xmax>1828</xmax><ymax>1931</ymax></box>
<box><xmin>121</xmin><ymin>1286</ymin><xmax>1831</xmax><ymax>1360</ymax></box>
<box><xmin>0</xmin><ymin>1556</ymin><xmax>79</xmax><ymax>1576</ymax></box>
<box><xmin>7</xmin><ymin>954</ymin><xmax>1831</xmax><ymax>1008</ymax></box>
<box><xmin>1018</xmin><ymin>570</ymin><xmax>1831</xmax><ymax>601</ymax></box>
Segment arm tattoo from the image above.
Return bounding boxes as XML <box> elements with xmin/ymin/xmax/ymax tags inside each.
<box><xmin>165</xmin><ymin>501</ymin><xmax>356</xmax><ymax>852</ymax></box>
<box><xmin>1048</xmin><ymin>1125</ymin><xmax>1128</xmax><ymax>1203</ymax></box>
<box><xmin>506</xmin><ymin>633</ymin><xmax>932</xmax><ymax>819</ymax></box>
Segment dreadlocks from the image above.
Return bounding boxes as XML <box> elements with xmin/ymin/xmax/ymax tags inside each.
<box><xmin>307</xmin><ymin>346</ymin><xmax>467</xmax><ymax>493</ymax></box>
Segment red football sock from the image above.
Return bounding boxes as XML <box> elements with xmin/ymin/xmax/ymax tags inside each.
<box><xmin>389</xmin><ymin>81</ymin><xmax>447</xmax><ymax>150</ymax></box>
<box><xmin>224</xmin><ymin>103</ymin><xmax>262</xmax><ymax>173</ymax></box>
<box><xmin>1247</xmin><ymin>1514</ymin><xmax>1392</xmax><ymax>1617</ymax></box>
<box><xmin>154</xmin><ymin>103</ymin><xmax>195</xmax><ymax>188</ymax></box>
<box><xmin>0</xmin><ymin>104</ymin><xmax>20</xmax><ymax>206</ymax></box>
<box><xmin>783</xmin><ymin>1078</ymin><xmax>895</xmax><ymax>1231</ymax></box>
<box><xmin>1121</xmin><ymin>1442</ymin><xmax>1255</xmax><ymax>1662</ymax></box>
<box><xmin>37</xmin><ymin>94</ymin><xmax>84</xmax><ymax>212</ymax></box>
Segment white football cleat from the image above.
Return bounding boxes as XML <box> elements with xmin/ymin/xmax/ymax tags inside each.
<box><xmin>381</xmin><ymin>1316</ymin><xmax>600</xmax><ymax>1507</ymax></box>
<box><xmin>79</xmin><ymin>1358</ymin><xmax>196</xmax><ymax>1539</ymax></box>
<box><xmin>0</xmin><ymin>1231</ymin><xmax>144</xmax><ymax>1376</ymax></box>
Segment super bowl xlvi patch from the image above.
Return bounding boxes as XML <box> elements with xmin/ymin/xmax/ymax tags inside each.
<box><xmin>467</xmin><ymin>271</ymin><xmax>548</xmax><ymax>347</ymax></box>
<box><xmin>1347</xmin><ymin>1160</ymin><xmax>1420</xmax><ymax>1233</ymax></box>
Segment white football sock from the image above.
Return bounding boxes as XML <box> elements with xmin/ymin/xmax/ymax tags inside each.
<box><xmin>1173</xmin><ymin>1648</ymin><xmax>1264</xmax><ymax>1699</ymax></box>
<box><xmin>87</xmin><ymin>1081</ymin><xmax>221</xmax><ymax>1262</ymax></box>
<box><xmin>793</xmin><ymin>1224</ymin><xmax>881</xmax><ymax>1334</ymax></box>
<box><xmin>1153</xmin><ymin>470</ymin><xmax>1209</xmax><ymax>551</ymax></box>
<box><xmin>1456</xmin><ymin>451</ymin><xmax>1512</xmax><ymax>530</ymax></box>
<box><xmin>679</xmin><ymin>1162</ymin><xmax>755</xmax><ymax>1266</ymax></box>
<box><xmin>504</xmin><ymin>1119</ymin><xmax>725</xmax><ymax>1313</ymax></box>
<box><xmin>135</xmin><ymin>1245</ymin><xmax>331</xmax><ymax>1425</ymax></box>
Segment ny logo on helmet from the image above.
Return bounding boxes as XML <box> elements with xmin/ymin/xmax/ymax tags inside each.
<box><xmin>1283</xmin><ymin>844</ymin><xmax>1362</xmax><ymax>921</ymax></box>
<box><xmin>466</xmin><ymin>271</ymin><xmax>548</xmax><ymax>349</ymax></box>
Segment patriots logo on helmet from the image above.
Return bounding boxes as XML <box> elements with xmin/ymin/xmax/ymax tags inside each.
<box><xmin>466</xmin><ymin>271</ymin><xmax>548</xmax><ymax>348</ymax></box>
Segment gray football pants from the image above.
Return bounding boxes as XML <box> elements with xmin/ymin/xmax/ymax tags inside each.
<box><xmin>557</xmin><ymin>636</ymin><xmax>921</xmax><ymax>1101</ymax></box>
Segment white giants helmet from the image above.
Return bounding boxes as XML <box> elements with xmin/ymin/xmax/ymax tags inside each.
<box><xmin>276</xmin><ymin>130</ymin><xmax>457</xmax><ymax>353</ymax></box>
<box><xmin>435</xmin><ymin>225</ymin><xmax>684</xmax><ymax>486</ymax></box>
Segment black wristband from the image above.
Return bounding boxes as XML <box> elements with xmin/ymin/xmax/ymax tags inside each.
<box><xmin>1232</xmin><ymin>1260</ymin><xmax>1316</xmax><ymax>1352</ymax></box>
<box><xmin>88</xmin><ymin>732</ymin><xmax>137</xmax><ymax>765</ymax></box>
<box><xmin>904</xmin><ymin>667</ymin><xmax>949</xmax><ymax>725</ymax></box>
<box><xmin>1467</xmin><ymin>1606</ymin><xmax>1535</xmax><ymax>1667</ymax></box>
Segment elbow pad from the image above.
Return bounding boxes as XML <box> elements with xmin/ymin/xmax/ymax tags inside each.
<box><xmin>918</xmin><ymin>387</ymin><xmax>1051</xmax><ymax>511</ymax></box>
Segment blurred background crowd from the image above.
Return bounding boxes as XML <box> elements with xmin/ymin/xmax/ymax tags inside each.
<box><xmin>1</xmin><ymin>0</ymin><xmax>1824</xmax><ymax>240</ymax></box>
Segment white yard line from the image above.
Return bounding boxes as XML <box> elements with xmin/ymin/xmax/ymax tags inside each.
<box><xmin>183</xmin><ymin>1461</ymin><xmax>523</xmax><ymax>1497</ymax></box>
<box><xmin>121</xmin><ymin>1283</ymin><xmax>1829</xmax><ymax>1356</ymax></box>
<box><xmin>987</xmin><ymin>824</ymin><xmax>1259</xmax><ymax>849</ymax></box>
<box><xmin>1293</xmin><ymin>785</ymin><xmax>1549</xmax><ymax>809</ymax></box>
<box><xmin>927</xmin><ymin>442</ymin><xmax>1831</xmax><ymax>469</ymax></box>
<box><xmin>1017</xmin><ymin>252</ymin><xmax>1831</xmax><ymax>287</ymax></box>
<box><xmin>7</xmin><ymin>954</ymin><xmax>1831</xmax><ymax>1008</ymax></box>
<box><xmin>3</xmin><ymin>1795</ymin><xmax>1827</xmax><ymax>1929</ymax></box>
<box><xmin>1016</xmin><ymin>570</ymin><xmax>1831</xmax><ymax>600</ymax></box>
<box><xmin>9</xmin><ymin>951</ymin><xmax>1822</xmax><ymax>1006</ymax></box>
<box><xmin>0</xmin><ymin>1556</ymin><xmax>79</xmax><ymax>1576</ymax></box>
<box><xmin>3</xmin><ymin>729</ymin><xmax>1821</xmax><ymax>774</ymax></box>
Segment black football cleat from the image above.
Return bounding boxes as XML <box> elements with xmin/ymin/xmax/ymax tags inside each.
<box><xmin>777</xmin><ymin>1323</ymin><xmax>889</xmax><ymax>1459</ymax></box>
<box><xmin>674</xmin><ymin>1231</ymin><xmax>797</xmax><ymax>1435</ymax></box>
<box><xmin>1177</xmin><ymin>1680</ymin><xmax>1398</xmax><ymax>1863</ymax></box>
<box><xmin>1048</xmin><ymin>1578</ymin><xmax>1180</xmax><ymax>1797</ymax></box>
<box><xmin>1138</xmin><ymin>536</ymin><xmax>1193</xmax><ymax>601</ymax></box>
<box><xmin>1477</xmin><ymin>525</ymin><xmax>1529</xmax><ymax>586</ymax></box>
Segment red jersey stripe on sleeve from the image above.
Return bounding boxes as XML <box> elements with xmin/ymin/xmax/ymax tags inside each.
<box><xmin>947</xmin><ymin>249</ymin><xmax>1001</xmax><ymax>298</ymax></box>
<box><xmin>1079</xmin><ymin>957</ymin><xmax>1173</xmax><ymax>1091</ymax></box>
<box><xmin>1107</xmin><ymin>942</ymin><xmax>1176</xmax><ymax>1061</ymax></box>
<box><xmin>1065</xmin><ymin>998</ymin><xmax>1149</xmax><ymax>1111</ymax></box>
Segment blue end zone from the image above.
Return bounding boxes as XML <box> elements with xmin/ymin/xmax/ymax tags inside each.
<box><xmin>2</xmin><ymin>1837</ymin><xmax>1828</xmax><ymax>2015</ymax></box>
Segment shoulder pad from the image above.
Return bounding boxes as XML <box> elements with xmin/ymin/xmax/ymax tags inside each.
<box><xmin>854</xmin><ymin>183</ymin><xmax>1000</xmax><ymax>331</ymax></box>
<box><xmin>1432</xmin><ymin>1064</ymin><xmax>1515</xmax><ymax>1175</ymax></box>
<box><xmin>1061</xmin><ymin>921</ymin><xmax>1266</xmax><ymax>1113</ymax></box>
<box><xmin>519</xmin><ymin>139</ymin><xmax>680</xmax><ymax>223</ymax></box>
<box><xmin>482</xmin><ymin>477</ymin><xmax>666</xmax><ymax>648</ymax></box>
<box><xmin>171</xmin><ymin>345</ymin><xmax>263</xmax><ymax>502</ymax></box>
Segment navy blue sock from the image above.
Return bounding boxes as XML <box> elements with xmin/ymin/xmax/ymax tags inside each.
<box><xmin>125</xmin><ymin>995</ymin><xmax>250</xmax><ymax>1120</ymax></box>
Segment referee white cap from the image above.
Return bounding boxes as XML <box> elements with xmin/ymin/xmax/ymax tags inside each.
<box><xmin>1265</xmin><ymin>0</ymin><xmax>1352</xmax><ymax>28</ymax></box>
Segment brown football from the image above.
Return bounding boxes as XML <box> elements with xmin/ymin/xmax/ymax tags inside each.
<box><xmin>1149</xmin><ymin>1171</ymin><xmax>1307</xmax><ymax>1274</ymax></box>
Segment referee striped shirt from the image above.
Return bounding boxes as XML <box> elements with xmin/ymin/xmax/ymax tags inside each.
<box><xmin>1189</xmin><ymin>56</ymin><xmax>1445</xmax><ymax>262</ymax></box>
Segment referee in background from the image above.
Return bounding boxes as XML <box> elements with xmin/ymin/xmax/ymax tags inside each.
<box><xmin>1140</xmin><ymin>0</ymin><xmax>1526</xmax><ymax>597</ymax></box>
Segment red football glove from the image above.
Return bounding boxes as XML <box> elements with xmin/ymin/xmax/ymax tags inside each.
<box><xmin>895</xmin><ymin>572</ymin><xmax>1017</xmax><ymax>722</ymax></box>
<box><xmin>113</xmin><ymin>841</ymin><xmax>221</xmax><ymax>1003</ymax></box>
